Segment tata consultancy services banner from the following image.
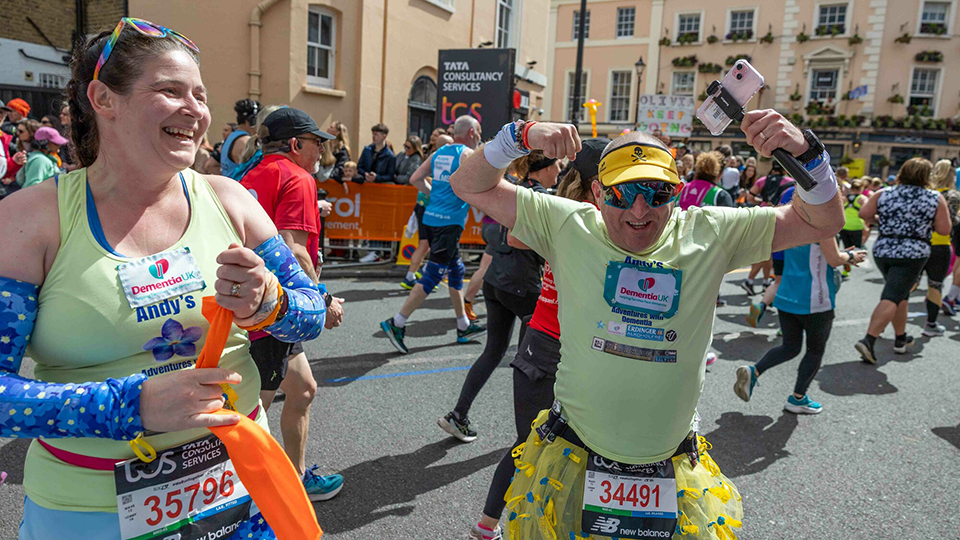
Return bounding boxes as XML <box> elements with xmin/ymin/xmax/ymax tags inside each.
<box><xmin>437</xmin><ymin>48</ymin><xmax>515</xmax><ymax>138</ymax></box>
<box><xmin>636</xmin><ymin>95</ymin><xmax>695</xmax><ymax>137</ymax></box>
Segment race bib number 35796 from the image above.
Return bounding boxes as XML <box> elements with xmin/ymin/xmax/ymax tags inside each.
<box><xmin>115</xmin><ymin>435</ymin><xmax>251</xmax><ymax>540</ymax></box>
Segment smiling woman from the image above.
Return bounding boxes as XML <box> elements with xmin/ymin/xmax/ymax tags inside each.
<box><xmin>0</xmin><ymin>17</ymin><xmax>328</xmax><ymax>540</ymax></box>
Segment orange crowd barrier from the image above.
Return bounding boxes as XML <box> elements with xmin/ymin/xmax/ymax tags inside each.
<box><xmin>319</xmin><ymin>180</ymin><xmax>486</xmax><ymax>243</ymax></box>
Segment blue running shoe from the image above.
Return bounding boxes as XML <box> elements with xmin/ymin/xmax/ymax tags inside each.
<box><xmin>457</xmin><ymin>322</ymin><xmax>486</xmax><ymax>343</ymax></box>
<box><xmin>380</xmin><ymin>318</ymin><xmax>409</xmax><ymax>354</ymax></box>
<box><xmin>302</xmin><ymin>465</ymin><xmax>343</xmax><ymax>501</ymax></box>
<box><xmin>784</xmin><ymin>395</ymin><xmax>823</xmax><ymax>415</ymax></box>
<box><xmin>733</xmin><ymin>365</ymin><xmax>758</xmax><ymax>402</ymax></box>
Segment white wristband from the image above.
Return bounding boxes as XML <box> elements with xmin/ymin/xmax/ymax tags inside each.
<box><xmin>795</xmin><ymin>152</ymin><xmax>838</xmax><ymax>205</ymax></box>
<box><xmin>484</xmin><ymin>122</ymin><xmax>529</xmax><ymax>170</ymax></box>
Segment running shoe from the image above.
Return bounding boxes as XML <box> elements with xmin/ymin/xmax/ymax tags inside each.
<box><xmin>893</xmin><ymin>334</ymin><xmax>915</xmax><ymax>354</ymax></box>
<box><xmin>716</xmin><ymin>298</ymin><xmax>727</xmax><ymax>307</ymax></box>
<box><xmin>302</xmin><ymin>465</ymin><xmax>344</xmax><ymax>501</ymax></box>
<box><xmin>400</xmin><ymin>272</ymin><xmax>422</xmax><ymax>290</ymax></box>
<box><xmin>784</xmin><ymin>395</ymin><xmax>823</xmax><ymax>415</ymax></box>
<box><xmin>468</xmin><ymin>524</ymin><xmax>503</xmax><ymax>540</ymax></box>
<box><xmin>733</xmin><ymin>365</ymin><xmax>758</xmax><ymax>402</ymax></box>
<box><xmin>746</xmin><ymin>302</ymin><xmax>766</xmax><ymax>328</ymax></box>
<box><xmin>739</xmin><ymin>280</ymin><xmax>757</xmax><ymax>296</ymax></box>
<box><xmin>457</xmin><ymin>322</ymin><xmax>487</xmax><ymax>343</ymax></box>
<box><xmin>380</xmin><ymin>318</ymin><xmax>409</xmax><ymax>354</ymax></box>
<box><xmin>464</xmin><ymin>300</ymin><xmax>478</xmax><ymax>321</ymax></box>
<box><xmin>942</xmin><ymin>297</ymin><xmax>957</xmax><ymax>317</ymax></box>
<box><xmin>922</xmin><ymin>323</ymin><xmax>946</xmax><ymax>337</ymax></box>
<box><xmin>763</xmin><ymin>277</ymin><xmax>774</xmax><ymax>288</ymax></box>
<box><xmin>705</xmin><ymin>352</ymin><xmax>717</xmax><ymax>366</ymax></box>
<box><xmin>359</xmin><ymin>251</ymin><xmax>380</xmax><ymax>263</ymax></box>
<box><xmin>855</xmin><ymin>338</ymin><xmax>877</xmax><ymax>364</ymax></box>
<box><xmin>438</xmin><ymin>411</ymin><xmax>477</xmax><ymax>443</ymax></box>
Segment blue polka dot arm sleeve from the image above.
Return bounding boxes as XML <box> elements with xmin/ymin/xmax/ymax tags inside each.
<box><xmin>253</xmin><ymin>235</ymin><xmax>327</xmax><ymax>343</ymax></box>
<box><xmin>0</xmin><ymin>277</ymin><xmax>147</xmax><ymax>440</ymax></box>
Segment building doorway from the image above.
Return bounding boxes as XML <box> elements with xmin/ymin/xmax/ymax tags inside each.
<box><xmin>408</xmin><ymin>76</ymin><xmax>436</xmax><ymax>142</ymax></box>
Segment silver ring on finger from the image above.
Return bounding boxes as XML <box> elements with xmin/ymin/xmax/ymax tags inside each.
<box><xmin>230</xmin><ymin>282</ymin><xmax>242</xmax><ymax>297</ymax></box>
<box><xmin>759</xmin><ymin>132</ymin><xmax>766</xmax><ymax>141</ymax></box>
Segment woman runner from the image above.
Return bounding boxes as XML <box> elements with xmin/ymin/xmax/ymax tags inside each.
<box><xmin>1</xmin><ymin>19</ymin><xmax>331</xmax><ymax>539</ymax></box>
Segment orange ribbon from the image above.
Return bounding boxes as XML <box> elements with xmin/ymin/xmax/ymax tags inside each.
<box><xmin>199</xmin><ymin>297</ymin><xmax>323</xmax><ymax>540</ymax></box>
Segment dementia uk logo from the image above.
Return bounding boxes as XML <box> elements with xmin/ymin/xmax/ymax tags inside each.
<box><xmin>638</xmin><ymin>277</ymin><xmax>655</xmax><ymax>291</ymax></box>
<box><xmin>148</xmin><ymin>258</ymin><xmax>169</xmax><ymax>280</ymax></box>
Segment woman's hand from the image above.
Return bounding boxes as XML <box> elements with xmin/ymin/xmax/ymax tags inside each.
<box><xmin>847</xmin><ymin>249</ymin><xmax>868</xmax><ymax>267</ymax></box>
<box><xmin>12</xmin><ymin>151</ymin><xmax>27</xmax><ymax>166</ymax></box>
<box><xmin>324</xmin><ymin>296</ymin><xmax>345</xmax><ymax>329</ymax></box>
<box><xmin>215</xmin><ymin>243</ymin><xmax>269</xmax><ymax>320</ymax></box>
<box><xmin>318</xmin><ymin>200</ymin><xmax>333</xmax><ymax>218</ymax></box>
<box><xmin>140</xmin><ymin>368</ymin><xmax>243</xmax><ymax>432</ymax></box>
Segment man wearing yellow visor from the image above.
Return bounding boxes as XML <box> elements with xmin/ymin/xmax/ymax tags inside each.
<box><xmin>449</xmin><ymin>111</ymin><xmax>844</xmax><ymax>540</ymax></box>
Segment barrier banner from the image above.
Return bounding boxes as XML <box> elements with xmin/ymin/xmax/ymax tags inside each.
<box><xmin>319</xmin><ymin>180</ymin><xmax>486</xmax><ymax>243</ymax></box>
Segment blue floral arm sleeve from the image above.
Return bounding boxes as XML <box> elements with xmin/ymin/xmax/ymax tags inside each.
<box><xmin>0</xmin><ymin>277</ymin><xmax>146</xmax><ymax>440</ymax></box>
<box><xmin>253</xmin><ymin>235</ymin><xmax>327</xmax><ymax>342</ymax></box>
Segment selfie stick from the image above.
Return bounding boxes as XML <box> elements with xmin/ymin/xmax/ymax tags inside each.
<box><xmin>706</xmin><ymin>81</ymin><xmax>817</xmax><ymax>191</ymax></box>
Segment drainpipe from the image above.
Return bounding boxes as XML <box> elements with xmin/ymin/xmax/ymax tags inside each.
<box><xmin>249</xmin><ymin>0</ymin><xmax>281</xmax><ymax>100</ymax></box>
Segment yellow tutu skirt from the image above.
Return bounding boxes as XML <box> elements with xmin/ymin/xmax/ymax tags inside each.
<box><xmin>504</xmin><ymin>410</ymin><xmax>744</xmax><ymax>540</ymax></box>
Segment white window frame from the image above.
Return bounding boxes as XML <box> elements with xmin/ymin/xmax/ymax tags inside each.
<box><xmin>564</xmin><ymin>69</ymin><xmax>591</xmax><ymax>122</ymax></box>
<box><xmin>573</xmin><ymin>10</ymin><xmax>590</xmax><ymax>40</ymax></box>
<box><xmin>496</xmin><ymin>0</ymin><xmax>515</xmax><ymax>48</ymax></box>
<box><xmin>811</xmin><ymin>1</ymin><xmax>853</xmax><ymax>38</ymax></box>
<box><xmin>908</xmin><ymin>66</ymin><xmax>942</xmax><ymax>116</ymax></box>
<box><xmin>607</xmin><ymin>69</ymin><xmax>634</xmax><ymax>123</ymax></box>
<box><xmin>916</xmin><ymin>0</ymin><xmax>955</xmax><ymax>36</ymax></box>
<box><xmin>307</xmin><ymin>5</ymin><xmax>336</xmax><ymax>89</ymax></box>
<box><xmin>616</xmin><ymin>7</ymin><xmax>636</xmax><ymax>38</ymax></box>
<box><xmin>675</xmin><ymin>11</ymin><xmax>704</xmax><ymax>44</ymax></box>
<box><xmin>725</xmin><ymin>7</ymin><xmax>757</xmax><ymax>41</ymax></box>
<box><xmin>670</xmin><ymin>71</ymin><xmax>697</xmax><ymax>96</ymax></box>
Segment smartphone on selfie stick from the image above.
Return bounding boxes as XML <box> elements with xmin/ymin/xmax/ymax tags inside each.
<box><xmin>696</xmin><ymin>60</ymin><xmax>817</xmax><ymax>190</ymax></box>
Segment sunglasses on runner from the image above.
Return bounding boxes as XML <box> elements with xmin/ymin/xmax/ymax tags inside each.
<box><xmin>94</xmin><ymin>18</ymin><xmax>199</xmax><ymax>81</ymax></box>
<box><xmin>603</xmin><ymin>181</ymin><xmax>678</xmax><ymax>209</ymax></box>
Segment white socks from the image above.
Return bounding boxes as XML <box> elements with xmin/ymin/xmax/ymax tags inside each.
<box><xmin>947</xmin><ymin>284</ymin><xmax>960</xmax><ymax>302</ymax></box>
<box><xmin>393</xmin><ymin>313</ymin><xmax>408</xmax><ymax>328</ymax></box>
<box><xmin>406</xmin><ymin>271</ymin><xmax>417</xmax><ymax>281</ymax></box>
<box><xmin>457</xmin><ymin>315</ymin><xmax>470</xmax><ymax>331</ymax></box>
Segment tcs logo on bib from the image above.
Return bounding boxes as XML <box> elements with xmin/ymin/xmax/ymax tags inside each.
<box><xmin>148</xmin><ymin>259</ymin><xmax>170</xmax><ymax>280</ymax></box>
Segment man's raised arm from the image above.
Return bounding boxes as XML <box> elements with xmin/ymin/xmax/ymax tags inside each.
<box><xmin>739</xmin><ymin>110</ymin><xmax>845</xmax><ymax>252</ymax></box>
<box><xmin>450</xmin><ymin>122</ymin><xmax>580</xmax><ymax>229</ymax></box>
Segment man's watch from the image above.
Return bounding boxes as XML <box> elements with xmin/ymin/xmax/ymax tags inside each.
<box><xmin>795</xmin><ymin>129</ymin><xmax>825</xmax><ymax>165</ymax></box>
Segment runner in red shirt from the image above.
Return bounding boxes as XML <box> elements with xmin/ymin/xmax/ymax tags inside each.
<box><xmin>467</xmin><ymin>138</ymin><xmax>607</xmax><ymax>540</ymax></box>
<box><xmin>240</xmin><ymin>107</ymin><xmax>346</xmax><ymax>501</ymax></box>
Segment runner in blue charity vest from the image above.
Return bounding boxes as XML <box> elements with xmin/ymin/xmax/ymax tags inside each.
<box><xmin>735</xmin><ymin>186</ymin><xmax>867</xmax><ymax>415</ymax></box>
<box><xmin>220</xmin><ymin>99</ymin><xmax>261</xmax><ymax>178</ymax></box>
<box><xmin>380</xmin><ymin>116</ymin><xmax>488</xmax><ymax>353</ymax></box>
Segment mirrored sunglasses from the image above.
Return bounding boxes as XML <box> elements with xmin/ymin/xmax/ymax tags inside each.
<box><xmin>603</xmin><ymin>181</ymin><xmax>678</xmax><ymax>210</ymax></box>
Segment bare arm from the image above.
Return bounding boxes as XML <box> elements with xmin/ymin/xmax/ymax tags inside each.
<box><xmin>934</xmin><ymin>194</ymin><xmax>952</xmax><ymax>236</ymax></box>
<box><xmin>739</xmin><ymin>110</ymin><xmax>846</xmax><ymax>253</ymax></box>
<box><xmin>409</xmin><ymin>157</ymin><xmax>433</xmax><ymax>195</ymax></box>
<box><xmin>858</xmin><ymin>190</ymin><xmax>880</xmax><ymax>226</ymax></box>
<box><xmin>229</xmin><ymin>134</ymin><xmax>250</xmax><ymax>165</ymax></box>
<box><xmin>0</xmin><ymin>180</ymin><xmax>60</xmax><ymax>284</ymax></box>
<box><xmin>819</xmin><ymin>236</ymin><xmax>866</xmax><ymax>268</ymax></box>
<box><xmin>450</xmin><ymin>123</ymin><xmax>581</xmax><ymax>229</ymax></box>
<box><xmin>279</xmin><ymin>229</ymin><xmax>320</xmax><ymax>284</ymax></box>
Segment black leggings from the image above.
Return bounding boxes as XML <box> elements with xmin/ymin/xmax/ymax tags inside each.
<box><xmin>453</xmin><ymin>281</ymin><xmax>539</xmax><ymax>417</ymax></box>
<box><xmin>482</xmin><ymin>366</ymin><xmax>556</xmax><ymax>518</ymax></box>
<box><xmin>754</xmin><ymin>310</ymin><xmax>834</xmax><ymax>396</ymax></box>
<box><xmin>923</xmin><ymin>245</ymin><xmax>952</xmax><ymax>323</ymax></box>
<box><xmin>875</xmin><ymin>256</ymin><xmax>928</xmax><ymax>304</ymax></box>
<box><xmin>838</xmin><ymin>229</ymin><xmax>863</xmax><ymax>249</ymax></box>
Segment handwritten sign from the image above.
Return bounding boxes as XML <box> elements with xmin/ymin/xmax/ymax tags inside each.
<box><xmin>636</xmin><ymin>95</ymin><xmax>695</xmax><ymax>137</ymax></box>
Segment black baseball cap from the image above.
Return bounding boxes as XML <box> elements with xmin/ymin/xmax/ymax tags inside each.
<box><xmin>571</xmin><ymin>138</ymin><xmax>611</xmax><ymax>181</ymax></box>
<box><xmin>261</xmin><ymin>107</ymin><xmax>334</xmax><ymax>142</ymax></box>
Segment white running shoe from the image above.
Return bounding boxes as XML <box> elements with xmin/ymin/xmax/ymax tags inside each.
<box><xmin>922</xmin><ymin>323</ymin><xmax>946</xmax><ymax>337</ymax></box>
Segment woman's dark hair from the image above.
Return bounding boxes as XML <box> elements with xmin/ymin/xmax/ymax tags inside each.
<box><xmin>896</xmin><ymin>157</ymin><xmax>933</xmax><ymax>188</ymax></box>
<box><xmin>66</xmin><ymin>26</ymin><xmax>200</xmax><ymax>167</ymax></box>
<box><xmin>739</xmin><ymin>164</ymin><xmax>757</xmax><ymax>189</ymax></box>
<box><xmin>234</xmin><ymin>99</ymin><xmax>261</xmax><ymax>126</ymax></box>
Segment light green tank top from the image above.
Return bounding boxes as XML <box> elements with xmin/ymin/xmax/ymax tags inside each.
<box><xmin>24</xmin><ymin>168</ymin><xmax>263</xmax><ymax>512</ymax></box>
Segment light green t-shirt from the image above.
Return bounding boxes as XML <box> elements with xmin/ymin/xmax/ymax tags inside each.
<box><xmin>512</xmin><ymin>188</ymin><xmax>776</xmax><ymax>464</ymax></box>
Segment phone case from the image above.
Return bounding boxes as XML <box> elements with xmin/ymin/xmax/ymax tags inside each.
<box><xmin>696</xmin><ymin>60</ymin><xmax>766</xmax><ymax>135</ymax></box>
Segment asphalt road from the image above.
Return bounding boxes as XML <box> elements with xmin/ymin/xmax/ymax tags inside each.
<box><xmin>1</xmin><ymin>248</ymin><xmax>958</xmax><ymax>539</ymax></box>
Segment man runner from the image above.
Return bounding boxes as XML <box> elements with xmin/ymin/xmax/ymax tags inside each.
<box><xmin>449</xmin><ymin>113</ymin><xmax>844</xmax><ymax>539</ymax></box>
<box><xmin>240</xmin><ymin>107</ymin><xmax>346</xmax><ymax>501</ymax></box>
<box><xmin>380</xmin><ymin>116</ymin><xmax>486</xmax><ymax>353</ymax></box>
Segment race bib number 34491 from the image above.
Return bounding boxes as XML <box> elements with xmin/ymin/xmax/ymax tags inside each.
<box><xmin>582</xmin><ymin>453</ymin><xmax>678</xmax><ymax>539</ymax></box>
<box><xmin>115</xmin><ymin>435</ymin><xmax>251</xmax><ymax>540</ymax></box>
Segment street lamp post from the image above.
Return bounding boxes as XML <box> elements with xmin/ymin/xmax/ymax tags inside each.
<box><xmin>634</xmin><ymin>56</ymin><xmax>645</xmax><ymax>130</ymax></box>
